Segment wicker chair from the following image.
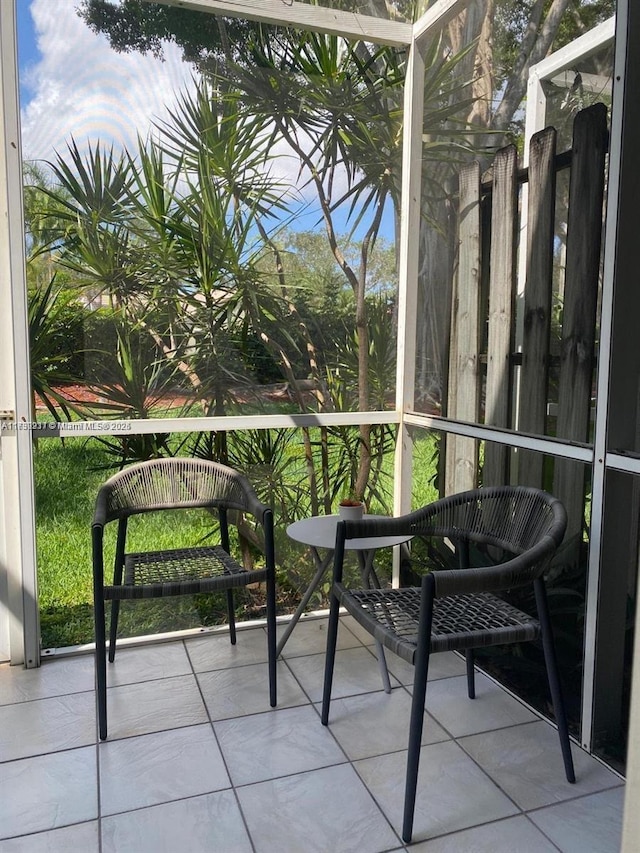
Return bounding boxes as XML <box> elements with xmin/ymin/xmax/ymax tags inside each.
<box><xmin>321</xmin><ymin>485</ymin><xmax>575</xmax><ymax>843</ymax></box>
<box><xmin>92</xmin><ymin>458</ymin><xmax>277</xmax><ymax>740</ymax></box>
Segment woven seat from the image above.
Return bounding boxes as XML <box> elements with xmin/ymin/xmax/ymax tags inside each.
<box><xmin>115</xmin><ymin>546</ymin><xmax>269</xmax><ymax>598</ymax></box>
<box><xmin>92</xmin><ymin>459</ymin><xmax>277</xmax><ymax>740</ymax></box>
<box><xmin>344</xmin><ymin>588</ymin><xmax>540</xmax><ymax>660</ymax></box>
<box><xmin>321</xmin><ymin>485</ymin><xmax>576</xmax><ymax>843</ymax></box>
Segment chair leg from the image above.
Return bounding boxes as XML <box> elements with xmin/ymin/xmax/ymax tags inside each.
<box><xmin>403</xmin><ymin>577</ymin><xmax>435</xmax><ymax>844</ymax></box>
<box><xmin>534</xmin><ymin>578</ymin><xmax>576</xmax><ymax>783</ymax></box>
<box><xmin>466</xmin><ymin>649</ymin><xmax>476</xmax><ymax>699</ymax></box>
<box><xmin>94</xmin><ymin>595</ymin><xmax>108</xmax><ymax>741</ymax></box>
<box><xmin>226</xmin><ymin>589</ymin><xmax>237</xmax><ymax>645</ymax></box>
<box><xmin>404</xmin><ymin>652</ymin><xmax>430</xmax><ymax>843</ymax></box>
<box><xmin>108</xmin><ymin>600</ymin><xmax>120</xmax><ymax>663</ymax></box>
<box><xmin>321</xmin><ymin>590</ymin><xmax>341</xmax><ymax>726</ymax></box>
<box><xmin>266</xmin><ymin>573</ymin><xmax>277</xmax><ymax>708</ymax></box>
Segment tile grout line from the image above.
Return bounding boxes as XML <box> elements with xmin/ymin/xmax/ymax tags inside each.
<box><xmin>184</xmin><ymin>635</ymin><xmax>259</xmax><ymax>853</ymax></box>
<box><xmin>0</xmin><ymin>619</ymin><xmax>627</xmax><ymax>852</ymax></box>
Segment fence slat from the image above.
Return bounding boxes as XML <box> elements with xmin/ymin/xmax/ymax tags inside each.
<box><xmin>553</xmin><ymin>104</ymin><xmax>608</xmax><ymax>542</ymax></box>
<box><xmin>518</xmin><ymin>127</ymin><xmax>557</xmax><ymax>487</ymax></box>
<box><xmin>484</xmin><ymin>146</ymin><xmax>518</xmax><ymax>486</ymax></box>
<box><xmin>446</xmin><ymin>161</ymin><xmax>482</xmax><ymax>494</ymax></box>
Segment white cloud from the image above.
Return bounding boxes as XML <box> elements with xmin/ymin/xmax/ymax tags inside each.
<box><xmin>20</xmin><ymin>0</ymin><xmax>194</xmax><ymax>164</ymax></box>
<box><xmin>18</xmin><ymin>1</ymin><xmax>314</xmax><ymax>195</ymax></box>
<box><xmin>17</xmin><ymin>0</ymin><xmax>368</xmax><ymax>236</ymax></box>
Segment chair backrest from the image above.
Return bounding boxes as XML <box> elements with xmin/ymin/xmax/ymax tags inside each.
<box><xmin>412</xmin><ymin>485</ymin><xmax>566</xmax><ymax>556</ymax></box>
<box><xmin>339</xmin><ymin>485</ymin><xmax>566</xmax><ymax>597</ymax></box>
<box><xmin>408</xmin><ymin>486</ymin><xmax>566</xmax><ymax>596</ymax></box>
<box><xmin>93</xmin><ymin>458</ymin><xmax>263</xmax><ymax>525</ymax></box>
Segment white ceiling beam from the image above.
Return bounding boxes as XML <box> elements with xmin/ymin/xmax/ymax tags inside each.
<box><xmin>531</xmin><ymin>16</ymin><xmax>615</xmax><ymax>82</ymax></box>
<box><xmin>153</xmin><ymin>0</ymin><xmax>413</xmax><ymax>46</ymax></box>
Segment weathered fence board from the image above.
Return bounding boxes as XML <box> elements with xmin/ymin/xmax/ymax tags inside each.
<box><xmin>553</xmin><ymin>103</ymin><xmax>608</xmax><ymax>541</ymax></box>
<box><xmin>446</xmin><ymin>161</ymin><xmax>482</xmax><ymax>494</ymax></box>
<box><xmin>518</xmin><ymin>126</ymin><xmax>558</xmax><ymax>487</ymax></box>
<box><xmin>483</xmin><ymin>145</ymin><xmax>518</xmax><ymax>486</ymax></box>
<box><xmin>445</xmin><ymin>104</ymin><xmax>607</xmax><ymax>508</ymax></box>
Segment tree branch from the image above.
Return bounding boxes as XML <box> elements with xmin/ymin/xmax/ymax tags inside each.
<box><xmin>493</xmin><ymin>0</ymin><xmax>571</xmax><ymax>131</ymax></box>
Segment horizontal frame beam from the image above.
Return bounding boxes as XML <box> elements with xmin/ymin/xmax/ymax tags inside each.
<box><xmin>530</xmin><ymin>15</ymin><xmax>615</xmax><ymax>82</ymax></box>
<box><xmin>404</xmin><ymin>412</ymin><xmax>594</xmax><ymax>464</ymax></box>
<box><xmin>153</xmin><ymin>0</ymin><xmax>413</xmax><ymax>45</ymax></box>
<box><xmin>605</xmin><ymin>452</ymin><xmax>640</xmax><ymax>476</ymax></box>
<box><xmin>22</xmin><ymin>410</ymin><xmax>400</xmax><ymax>438</ymax></box>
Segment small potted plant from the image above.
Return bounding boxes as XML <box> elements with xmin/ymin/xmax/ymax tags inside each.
<box><xmin>338</xmin><ymin>492</ymin><xmax>365</xmax><ymax>520</ymax></box>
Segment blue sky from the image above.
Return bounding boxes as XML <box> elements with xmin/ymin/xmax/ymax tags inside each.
<box><xmin>16</xmin><ymin>0</ymin><xmax>37</xmax><ymax>75</ymax></box>
<box><xmin>16</xmin><ymin>0</ymin><xmax>198</xmax><ymax>165</ymax></box>
<box><xmin>15</xmin><ymin>0</ymin><xmax>395</xmax><ymax>241</ymax></box>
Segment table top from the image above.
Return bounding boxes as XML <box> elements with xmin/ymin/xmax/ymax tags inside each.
<box><xmin>286</xmin><ymin>514</ymin><xmax>412</xmax><ymax>551</ymax></box>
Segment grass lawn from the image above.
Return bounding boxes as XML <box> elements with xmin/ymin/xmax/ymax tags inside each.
<box><xmin>34</xmin><ymin>429</ymin><xmax>439</xmax><ymax>649</ymax></box>
<box><xmin>35</xmin><ymin>435</ymin><xmax>278</xmax><ymax>648</ymax></box>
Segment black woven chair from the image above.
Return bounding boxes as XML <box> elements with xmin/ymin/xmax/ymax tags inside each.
<box><xmin>321</xmin><ymin>485</ymin><xmax>575</xmax><ymax>843</ymax></box>
<box><xmin>92</xmin><ymin>458</ymin><xmax>277</xmax><ymax>740</ymax></box>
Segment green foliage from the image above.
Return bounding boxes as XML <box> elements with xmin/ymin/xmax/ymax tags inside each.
<box><xmin>327</xmin><ymin>294</ymin><xmax>397</xmax><ymax>409</ymax></box>
<box><xmin>23</xmin><ymin>162</ymin><xmax>72</xmax><ymax>260</ymax></box>
<box><xmin>551</xmin><ymin>0</ymin><xmax>615</xmax><ymax>51</ymax></box>
<box><xmin>88</xmin><ymin>321</ymin><xmax>179</xmax><ymax>420</ymax></box>
<box><xmin>229</xmin><ymin>429</ymin><xmax>313</xmax><ymax>523</ymax></box>
<box><xmin>32</xmin><ymin>11</ymin><xmax>500</xmax><ymax>633</ymax></box>
<box><xmin>34</xmin><ymin>423</ymin><xmax>420</xmax><ymax>647</ymax></box>
<box><xmin>78</xmin><ymin>0</ymin><xmax>255</xmax><ymax>65</ymax></box>
<box><xmin>28</xmin><ymin>277</ymin><xmax>85</xmax><ymax>420</ymax></box>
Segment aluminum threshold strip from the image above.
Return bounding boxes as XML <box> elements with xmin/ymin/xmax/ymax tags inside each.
<box><xmin>40</xmin><ymin>608</ymin><xmax>334</xmax><ymax>659</ymax></box>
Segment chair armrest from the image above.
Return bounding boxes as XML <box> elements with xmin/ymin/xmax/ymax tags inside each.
<box><xmin>336</xmin><ymin>486</ymin><xmax>565</xmax><ymax>599</ymax></box>
<box><xmin>92</xmin><ymin>483</ymin><xmax>111</xmax><ymax>528</ymax></box>
<box><xmin>427</xmin><ymin>534</ymin><xmax>558</xmax><ymax>597</ymax></box>
<box><xmin>234</xmin><ymin>473</ymin><xmax>271</xmax><ymax>525</ymax></box>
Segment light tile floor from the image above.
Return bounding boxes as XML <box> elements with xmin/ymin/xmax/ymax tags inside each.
<box><xmin>0</xmin><ymin>615</ymin><xmax>625</xmax><ymax>852</ymax></box>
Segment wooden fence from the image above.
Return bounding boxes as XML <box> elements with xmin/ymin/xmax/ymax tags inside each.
<box><xmin>444</xmin><ymin>103</ymin><xmax>608</xmax><ymax>543</ymax></box>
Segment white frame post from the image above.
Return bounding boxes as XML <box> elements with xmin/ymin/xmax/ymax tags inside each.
<box><xmin>391</xmin><ymin>39</ymin><xmax>425</xmax><ymax>586</ymax></box>
<box><xmin>0</xmin><ymin>0</ymin><xmax>39</xmax><ymax>666</ymax></box>
<box><xmin>615</xmin><ymin>2</ymin><xmax>640</xmax><ymax>846</ymax></box>
<box><xmin>392</xmin><ymin>0</ymin><xmax>473</xmax><ymax>587</ymax></box>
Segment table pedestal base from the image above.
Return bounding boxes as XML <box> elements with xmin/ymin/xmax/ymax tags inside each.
<box><xmin>276</xmin><ymin>545</ymin><xmax>392</xmax><ymax>694</ymax></box>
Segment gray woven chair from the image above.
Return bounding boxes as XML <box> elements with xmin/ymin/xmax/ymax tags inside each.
<box><xmin>321</xmin><ymin>485</ymin><xmax>575</xmax><ymax>843</ymax></box>
<box><xmin>92</xmin><ymin>458</ymin><xmax>277</xmax><ymax>740</ymax></box>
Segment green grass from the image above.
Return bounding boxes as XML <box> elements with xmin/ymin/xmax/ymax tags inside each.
<box><xmin>34</xmin><ymin>436</ymin><xmax>244</xmax><ymax>647</ymax></box>
<box><xmin>34</xmin><ymin>429</ymin><xmax>440</xmax><ymax>648</ymax></box>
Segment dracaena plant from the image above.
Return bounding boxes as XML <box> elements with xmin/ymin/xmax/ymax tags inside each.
<box><xmin>28</xmin><ymin>275</ymin><xmax>84</xmax><ymax>423</ymax></box>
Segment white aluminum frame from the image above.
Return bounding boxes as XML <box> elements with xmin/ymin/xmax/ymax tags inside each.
<box><xmin>391</xmin><ymin>37</ymin><xmax>425</xmax><ymax>585</ymax></box>
<box><xmin>46</xmin><ymin>410</ymin><xmax>398</xmax><ymax>438</ymax></box>
<box><xmin>525</xmin><ymin>16</ymin><xmax>615</xmax><ymax>154</ymax></box>
<box><xmin>408</xmin><ymin>3</ymin><xmax>637</xmax><ymax>771</ymax></box>
<box><xmin>2</xmin><ymin>4</ymin><xmax>640</xmax><ymax>815</ymax></box>
<box><xmin>0</xmin><ymin>0</ymin><xmax>39</xmax><ymax>667</ymax></box>
<box><xmin>156</xmin><ymin>0</ymin><xmax>412</xmax><ymax>45</ymax></box>
<box><xmin>0</xmin><ymin>0</ymin><xmax>414</xmax><ymax>667</ymax></box>
<box><xmin>610</xmin><ymin>8</ymin><xmax>639</xmax><ymax>845</ymax></box>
